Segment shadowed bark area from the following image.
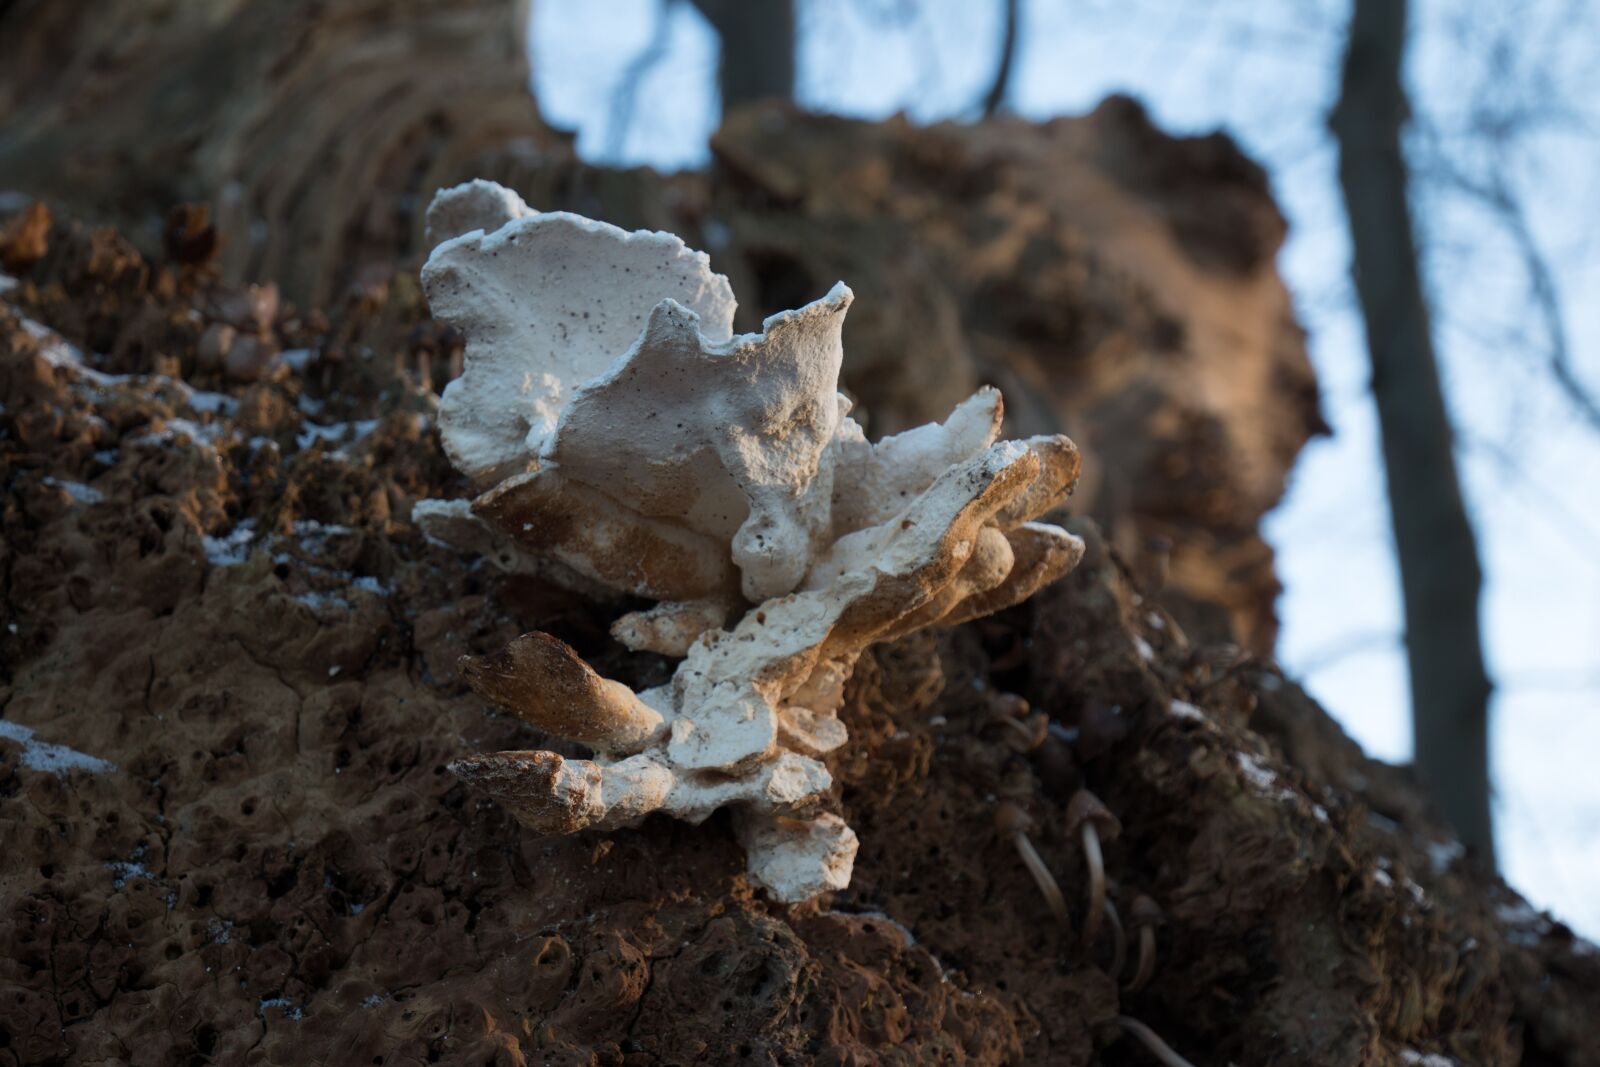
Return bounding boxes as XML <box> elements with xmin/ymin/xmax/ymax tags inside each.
<box><xmin>1331</xmin><ymin>0</ymin><xmax>1496</xmax><ymax>866</ymax></box>
<box><xmin>3</xmin><ymin>216</ymin><xmax>1597</xmax><ymax>1063</ymax></box>
<box><xmin>0</xmin><ymin>0</ymin><xmax>557</xmax><ymax>308</ymax></box>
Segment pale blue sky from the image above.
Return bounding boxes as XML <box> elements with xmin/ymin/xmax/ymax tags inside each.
<box><xmin>530</xmin><ymin>0</ymin><xmax>1600</xmax><ymax>935</ymax></box>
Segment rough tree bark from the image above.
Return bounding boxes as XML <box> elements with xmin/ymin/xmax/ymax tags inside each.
<box><xmin>7</xmin><ymin>4</ymin><xmax>1597</xmax><ymax>1061</ymax></box>
<box><xmin>686</xmin><ymin>0</ymin><xmax>796</xmax><ymax>115</ymax></box>
<box><xmin>0</xmin><ymin>0</ymin><xmax>557</xmax><ymax>308</ymax></box>
<box><xmin>5</xmin><ymin>221</ymin><xmax>1597</xmax><ymax>1060</ymax></box>
<box><xmin>1331</xmin><ymin>0</ymin><xmax>1496</xmax><ymax>865</ymax></box>
<box><xmin>0</xmin><ymin>0</ymin><xmax>1328</xmax><ymax>675</ymax></box>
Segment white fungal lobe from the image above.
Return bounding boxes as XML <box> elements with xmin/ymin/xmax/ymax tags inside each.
<box><xmin>419</xmin><ymin>180</ymin><xmax>1085</xmax><ymax>902</ymax></box>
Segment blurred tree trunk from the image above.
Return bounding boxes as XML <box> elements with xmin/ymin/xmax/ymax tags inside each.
<box><xmin>1331</xmin><ymin>0</ymin><xmax>1496</xmax><ymax>865</ymax></box>
<box><xmin>687</xmin><ymin>0</ymin><xmax>796</xmax><ymax>115</ymax></box>
<box><xmin>0</xmin><ymin>0</ymin><xmax>555</xmax><ymax>307</ymax></box>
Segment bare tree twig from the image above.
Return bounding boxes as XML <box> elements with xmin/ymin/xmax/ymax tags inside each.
<box><xmin>981</xmin><ymin>0</ymin><xmax>1019</xmax><ymax>117</ymax></box>
<box><xmin>1458</xmin><ymin>427</ymin><xmax>1600</xmax><ymax>561</ymax></box>
<box><xmin>1402</xmin><ymin>4</ymin><xmax>1600</xmax><ymax>432</ymax></box>
<box><xmin>607</xmin><ymin>0</ymin><xmax>679</xmax><ymax>160</ymax></box>
<box><xmin>1296</xmin><ymin>630</ymin><xmax>1402</xmax><ymax>675</ymax></box>
<box><xmin>1480</xmin><ymin>172</ymin><xmax>1600</xmax><ymax>431</ymax></box>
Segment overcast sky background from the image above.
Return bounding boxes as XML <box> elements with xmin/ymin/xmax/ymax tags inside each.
<box><xmin>530</xmin><ymin>0</ymin><xmax>1600</xmax><ymax>937</ymax></box>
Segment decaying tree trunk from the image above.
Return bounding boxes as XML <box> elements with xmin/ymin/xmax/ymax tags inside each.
<box><xmin>0</xmin><ymin>0</ymin><xmax>558</xmax><ymax>308</ymax></box>
<box><xmin>0</xmin><ymin>1</ymin><xmax>1591</xmax><ymax>1064</ymax></box>
<box><xmin>703</xmin><ymin>99</ymin><xmax>1326</xmax><ymax>655</ymax></box>
<box><xmin>0</xmin><ymin>0</ymin><xmax>1326</xmax><ymax>659</ymax></box>
<box><xmin>1331</xmin><ymin>0</ymin><xmax>1496</xmax><ymax>865</ymax></box>
<box><xmin>4</xmin><ymin>220</ymin><xmax>1597</xmax><ymax>1061</ymax></box>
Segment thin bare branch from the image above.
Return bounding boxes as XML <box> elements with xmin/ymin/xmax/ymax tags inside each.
<box><xmin>1484</xmin><ymin>175</ymin><xmax>1600</xmax><ymax>431</ymax></box>
<box><xmin>607</xmin><ymin>0</ymin><xmax>679</xmax><ymax>160</ymax></box>
<box><xmin>981</xmin><ymin>0</ymin><xmax>1019</xmax><ymax>117</ymax></box>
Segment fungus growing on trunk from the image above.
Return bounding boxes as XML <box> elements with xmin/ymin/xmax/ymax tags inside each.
<box><xmin>417</xmin><ymin>180</ymin><xmax>1086</xmax><ymax>901</ymax></box>
<box><xmin>1125</xmin><ymin>893</ymin><xmax>1164</xmax><ymax>993</ymax></box>
<box><xmin>1066</xmin><ymin>787</ymin><xmax>1122</xmax><ymax>954</ymax></box>
<box><xmin>994</xmin><ymin>801</ymin><xmax>1068</xmax><ymax>923</ymax></box>
<box><xmin>1114</xmin><ymin>1016</ymin><xmax>1200</xmax><ymax>1067</ymax></box>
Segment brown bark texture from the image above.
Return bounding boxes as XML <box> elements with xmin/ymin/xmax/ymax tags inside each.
<box><xmin>0</xmin><ymin>0</ymin><xmax>558</xmax><ymax>309</ymax></box>
<box><xmin>0</xmin><ymin>0</ymin><xmax>1328</xmax><ymax>659</ymax></box>
<box><xmin>0</xmin><ymin>2</ymin><xmax>1591</xmax><ymax>1065</ymax></box>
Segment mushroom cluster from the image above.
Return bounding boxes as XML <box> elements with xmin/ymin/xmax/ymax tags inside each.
<box><xmin>415</xmin><ymin>180</ymin><xmax>1085</xmax><ymax>901</ymax></box>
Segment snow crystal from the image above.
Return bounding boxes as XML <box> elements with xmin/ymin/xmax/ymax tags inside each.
<box><xmin>1168</xmin><ymin>699</ymin><xmax>1205</xmax><ymax>721</ymax></box>
<box><xmin>1235</xmin><ymin>751</ymin><xmax>1279</xmax><ymax>792</ymax></box>
<box><xmin>1400</xmin><ymin>1050</ymin><xmax>1456</xmax><ymax>1066</ymax></box>
<box><xmin>1426</xmin><ymin>838</ymin><xmax>1465</xmax><ymax>873</ymax></box>
<box><xmin>15</xmin><ymin>319</ymin><xmax>251</xmax><ymax>429</ymax></box>
<box><xmin>0</xmin><ymin>720</ymin><xmax>116</xmax><ymax>775</ymax></box>
<box><xmin>296</xmin><ymin>418</ymin><xmax>379</xmax><ymax>452</ymax></box>
<box><xmin>258</xmin><ymin>997</ymin><xmax>304</xmax><ymax>1021</ymax></box>
<box><xmin>360</xmin><ymin>993</ymin><xmax>387</xmax><ymax>1009</ymax></box>
<box><xmin>1046</xmin><ymin>721</ymin><xmax>1078</xmax><ymax>744</ymax></box>
<box><xmin>1235</xmin><ymin>751</ymin><xmax>1301</xmax><ymax>807</ymax></box>
<box><xmin>203</xmin><ymin>519</ymin><xmax>258</xmax><ymax>566</ymax></box>
<box><xmin>42</xmin><ymin>476</ymin><xmax>103</xmax><ymax>504</ymax></box>
<box><xmin>1373</xmin><ymin>859</ymin><xmax>1428</xmax><ymax>907</ymax></box>
<box><xmin>352</xmin><ymin>575</ymin><xmax>389</xmax><ymax>596</ymax></box>
<box><xmin>181</xmin><ymin>386</ymin><xmax>239</xmax><ymax>416</ymax></box>
<box><xmin>128</xmin><ymin>416</ymin><xmax>228</xmax><ymax>452</ymax></box>
<box><xmin>167</xmin><ymin>418</ymin><xmax>224</xmax><ymax>444</ymax></box>
<box><xmin>108</xmin><ymin>861</ymin><xmax>152</xmax><ymax>889</ymax></box>
<box><xmin>293</xmin><ymin>519</ymin><xmax>353</xmax><ymax>541</ymax></box>
<box><xmin>20</xmin><ymin>319</ymin><xmax>129</xmax><ymax>388</ymax></box>
<box><xmin>295</xmin><ymin>591</ymin><xmax>349</xmax><ymax>613</ymax></box>
<box><xmin>279</xmin><ymin>348</ymin><xmax>317</xmax><ymax>373</ymax></box>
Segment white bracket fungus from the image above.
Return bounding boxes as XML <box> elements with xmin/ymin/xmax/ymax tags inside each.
<box><xmin>418</xmin><ymin>180</ymin><xmax>1085</xmax><ymax>902</ymax></box>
